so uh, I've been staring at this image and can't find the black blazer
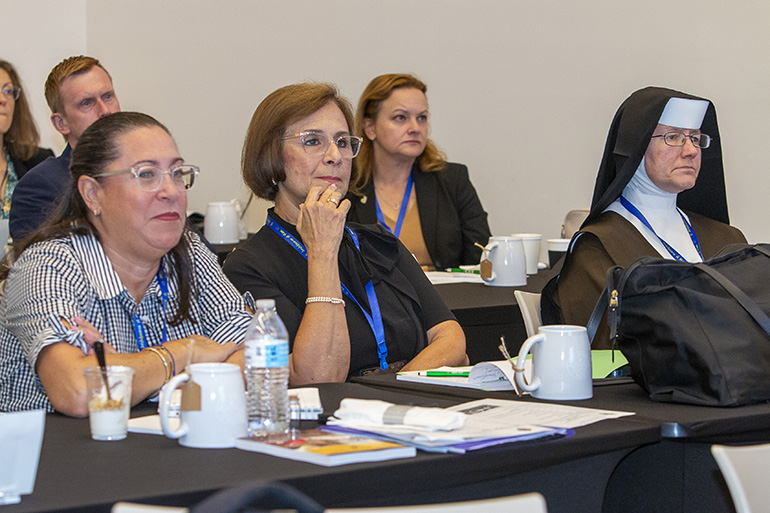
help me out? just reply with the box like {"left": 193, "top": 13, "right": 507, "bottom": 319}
{"left": 8, "top": 146, "right": 54, "bottom": 180}
{"left": 346, "top": 162, "right": 491, "bottom": 270}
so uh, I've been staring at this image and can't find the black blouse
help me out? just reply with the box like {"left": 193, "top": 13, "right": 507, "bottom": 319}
{"left": 223, "top": 209, "right": 456, "bottom": 377}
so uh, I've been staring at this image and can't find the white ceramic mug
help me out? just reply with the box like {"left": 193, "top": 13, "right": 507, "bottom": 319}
{"left": 511, "top": 233, "right": 542, "bottom": 275}
{"left": 515, "top": 325, "right": 592, "bottom": 400}
{"left": 159, "top": 363, "right": 247, "bottom": 448}
{"left": 481, "top": 236, "right": 527, "bottom": 287}
{"left": 204, "top": 201, "right": 240, "bottom": 244}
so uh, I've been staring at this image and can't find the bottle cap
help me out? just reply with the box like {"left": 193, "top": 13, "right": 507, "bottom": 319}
{"left": 256, "top": 299, "right": 276, "bottom": 310}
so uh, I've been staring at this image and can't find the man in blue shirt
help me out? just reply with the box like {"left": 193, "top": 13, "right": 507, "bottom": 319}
{"left": 9, "top": 56, "right": 120, "bottom": 241}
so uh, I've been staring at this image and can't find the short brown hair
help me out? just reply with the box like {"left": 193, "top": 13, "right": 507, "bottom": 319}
{"left": 242, "top": 82, "right": 359, "bottom": 201}
{"left": 0, "top": 60, "right": 42, "bottom": 161}
{"left": 44, "top": 56, "right": 111, "bottom": 115}
{"left": 355, "top": 73, "right": 447, "bottom": 187}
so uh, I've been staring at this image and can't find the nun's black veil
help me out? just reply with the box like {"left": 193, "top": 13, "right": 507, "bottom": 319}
{"left": 585, "top": 86, "right": 729, "bottom": 227}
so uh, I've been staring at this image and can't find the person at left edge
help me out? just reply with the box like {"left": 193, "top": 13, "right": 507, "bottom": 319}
{"left": 0, "top": 112, "right": 251, "bottom": 416}
{"left": 223, "top": 82, "right": 468, "bottom": 383}
{"left": 0, "top": 61, "right": 53, "bottom": 224}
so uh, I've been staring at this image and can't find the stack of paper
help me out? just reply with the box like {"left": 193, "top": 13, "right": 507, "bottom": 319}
{"left": 396, "top": 361, "right": 522, "bottom": 391}
{"left": 324, "top": 398, "right": 633, "bottom": 454}
{"left": 425, "top": 271, "right": 483, "bottom": 285}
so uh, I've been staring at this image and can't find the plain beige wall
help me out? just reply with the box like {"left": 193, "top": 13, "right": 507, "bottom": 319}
{"left": 4, "top": 1, "right": 770, "bottom": 252}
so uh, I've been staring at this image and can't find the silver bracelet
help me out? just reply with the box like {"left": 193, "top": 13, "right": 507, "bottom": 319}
{"left": 305, "top": 296, "right": 346, "bottom": 307}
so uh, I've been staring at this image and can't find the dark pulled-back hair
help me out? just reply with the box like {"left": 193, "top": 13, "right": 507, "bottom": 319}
{"left": 0, "top": 59, "right": 43, "bottom": 161}
{"left": 241, "top": 82, "right": 360, "bottom": 200}
{"left": 5, "top": 112, "right": 195, "bottom": 325}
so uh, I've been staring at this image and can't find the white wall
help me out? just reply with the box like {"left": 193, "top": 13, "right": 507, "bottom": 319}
{"left": 0, "top": 0, "right": 86, "bottom": 153}
{"left": 5, "top": 1, "right": 770, "bottom": 247}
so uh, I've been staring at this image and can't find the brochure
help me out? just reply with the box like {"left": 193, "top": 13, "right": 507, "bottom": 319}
{"left": 234, "top": 429, "right": 416, "bottom": 466}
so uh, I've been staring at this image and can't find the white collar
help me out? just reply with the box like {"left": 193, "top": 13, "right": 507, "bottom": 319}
{"left": 604, "top": 158, "right": 702, "bottom": 262}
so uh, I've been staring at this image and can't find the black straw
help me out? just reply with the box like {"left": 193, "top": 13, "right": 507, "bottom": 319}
{"left": 93, "top": 341, "right": 112, "bottom": 402}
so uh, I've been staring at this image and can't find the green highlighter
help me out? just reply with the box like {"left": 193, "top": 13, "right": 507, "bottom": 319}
{"left": 418, "top": 371, "right": 471, "bottom": 377}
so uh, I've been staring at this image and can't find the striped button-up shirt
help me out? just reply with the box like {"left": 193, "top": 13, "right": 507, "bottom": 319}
{"left": 0, "top": 231, "right": 252, "bottom": 412}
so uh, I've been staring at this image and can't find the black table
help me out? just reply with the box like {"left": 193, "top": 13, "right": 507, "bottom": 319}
{"left": 353, "top": 374, "right": 770, "bottom": 513}
{"left": 434, "top": 271, "right": 551, "bottom": 364}
{"left": 7, "top": 382, "right": 660, "bottom": 513}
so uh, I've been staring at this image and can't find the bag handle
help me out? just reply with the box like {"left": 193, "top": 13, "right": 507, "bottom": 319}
{"left": 694, "top": 245, "right": 770, "bottom": 337}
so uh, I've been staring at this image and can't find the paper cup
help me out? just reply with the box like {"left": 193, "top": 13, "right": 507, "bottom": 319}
{"left": 547, "top": 238, "right": 570, "bottom": 268}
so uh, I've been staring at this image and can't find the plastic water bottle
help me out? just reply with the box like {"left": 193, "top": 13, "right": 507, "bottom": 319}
{"left": 244, "top": 299, "right": 290, "bottom": 436}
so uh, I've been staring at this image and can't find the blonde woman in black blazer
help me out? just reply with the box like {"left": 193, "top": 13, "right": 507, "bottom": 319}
{"left": 345, "top": 74, "right": 490, "bottom": 271}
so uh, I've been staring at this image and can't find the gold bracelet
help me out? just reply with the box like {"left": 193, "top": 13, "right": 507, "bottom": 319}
{"left": 146, "top": 346, "right": 172, "bottom": 384}
{"left": 305, "top": 296, "right": 346, "bottom": 307}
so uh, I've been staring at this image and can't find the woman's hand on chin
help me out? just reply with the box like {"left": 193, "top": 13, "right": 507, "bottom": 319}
{"left": 297, "top": 183, "right": 351, "bottom": 257}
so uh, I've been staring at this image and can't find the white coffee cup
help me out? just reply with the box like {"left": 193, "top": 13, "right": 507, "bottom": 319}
{"left": 511, "top": 233, "right": 542, "bottom": 275}
{"left": 515, "top": 325, "right": 593, "bottom": 400}
{"left": 204, "top": 201, "right": 240, "bottom": 244}
{"left": 547, "top": 238, "right": 571, "bottom": 268}
{"left": 159, "top": 363, "right": 247, "bottom": 448}
{"left": 480, "top": 236, "right": 527, "bottom": 287}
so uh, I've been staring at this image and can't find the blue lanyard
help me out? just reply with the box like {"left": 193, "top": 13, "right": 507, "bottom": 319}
{"left": 620, "top": 196, "right": 703, "bottom": 262}
{"left": 132, "top": 263, "right": 170, "bottom": 350}
{"left": 266, "top": 215, "right": 389, "bottom": 370}
{"left": 375, "top": 171, "right": 414, "bottom": 238}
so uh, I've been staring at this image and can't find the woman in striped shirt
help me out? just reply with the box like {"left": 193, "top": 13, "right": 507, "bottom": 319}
{"left": 0, "top": 112, "right": 252, "bottom": 416}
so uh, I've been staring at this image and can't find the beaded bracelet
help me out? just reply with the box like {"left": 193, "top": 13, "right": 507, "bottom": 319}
{"left": 157, "top": 344, "right": 176, "bottom": 377}
{"left": 305, "top": 296, "right": 346, "bottom": 307}
{"left": 146, "top": 346, "right": 172, "bottom": 384}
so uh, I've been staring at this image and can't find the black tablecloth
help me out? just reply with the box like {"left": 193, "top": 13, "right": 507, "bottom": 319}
{"left": 352, "top": 374, "right": 770, "bottom": 513}
{"left": 352, "top": 374, "right": 770, "bottom": 441}
{"left": 6, "top": 382, "right": 659, "bottom": 513}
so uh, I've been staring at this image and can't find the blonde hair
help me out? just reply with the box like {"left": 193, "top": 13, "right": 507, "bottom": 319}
{"left": 355, "top": 73, "right": 447, "bottom": 187}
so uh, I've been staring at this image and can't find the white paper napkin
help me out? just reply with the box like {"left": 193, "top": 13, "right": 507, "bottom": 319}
{"left": 0, "top": 410, "right": 45, "bottom": 504}
{"left": 332, "top": 399, "right": 465, "bottom": 431}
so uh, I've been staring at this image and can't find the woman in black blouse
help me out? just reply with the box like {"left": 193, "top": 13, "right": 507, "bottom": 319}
{"left": 223, "top": 83, "right": 467, "bottom": 382}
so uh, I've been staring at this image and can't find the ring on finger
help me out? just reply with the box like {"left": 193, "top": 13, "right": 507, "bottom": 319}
{"left": 327, "top": 197, "right": 340, "bottom": 206}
